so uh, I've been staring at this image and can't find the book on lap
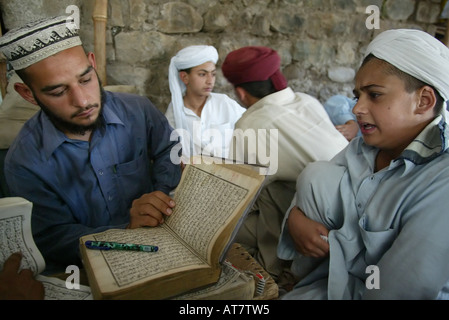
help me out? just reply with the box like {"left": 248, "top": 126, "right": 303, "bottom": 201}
{"left": 79, "top": 156, "right": 267, "bottom": 300}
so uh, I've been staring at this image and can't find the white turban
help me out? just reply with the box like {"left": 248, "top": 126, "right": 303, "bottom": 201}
{"left": 168, "top": 45, "right": 219, "bottom": 132}
{"left": 365, "top": 29, "right": 449, "bottom": 102}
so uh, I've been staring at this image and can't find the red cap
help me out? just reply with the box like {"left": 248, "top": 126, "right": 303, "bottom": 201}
{"left": 222, "top": 46, "right": 287, "bottom": 91}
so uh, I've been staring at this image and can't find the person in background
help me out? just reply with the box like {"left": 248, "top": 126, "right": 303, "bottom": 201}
{"left": 221, "top": 46, "right": 348, "bottom": 282}
{"left": 278, "top": 29, "right": 449, "bottom": 299}
{"left": 0, "top": 16, "right": 181, "bottom": 274}
{"left": 165, "top": 45, "right": 245, "bottom": 162}
{"left": 323, "top": 94, "right": 360, "bottom": 141}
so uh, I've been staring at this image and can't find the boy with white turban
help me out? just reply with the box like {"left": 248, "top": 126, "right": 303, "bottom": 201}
{"left": 165, "top": 45, "right": 245, "bottom": 161}
{"left": 278, "top": 29, "right": 449, "bottom": 299}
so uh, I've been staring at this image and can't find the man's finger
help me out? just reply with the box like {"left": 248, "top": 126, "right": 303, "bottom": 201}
{"left": 2, "top": 253, "right": 22, "bottom": 273}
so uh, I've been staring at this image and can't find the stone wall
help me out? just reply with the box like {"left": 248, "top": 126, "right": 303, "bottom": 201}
{"left": 0, "top": 0, "right": 444, "bottom": 112}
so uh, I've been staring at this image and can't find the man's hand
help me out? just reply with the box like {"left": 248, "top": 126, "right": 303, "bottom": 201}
{"left": 335, "top": 120, "right": 359, "bottom": 141}
{"left": 0, "top": 253, "right": 45, "bottom": 300}
{"left": 128, "top": 191, "right": 176, "bottom": 228}
{"left": 287, "top": 206, "right": 330, "bottom": 258}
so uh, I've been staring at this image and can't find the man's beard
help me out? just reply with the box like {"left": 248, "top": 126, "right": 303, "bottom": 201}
{"left": 35, "top": 85, "right": 106, "bottom": 137}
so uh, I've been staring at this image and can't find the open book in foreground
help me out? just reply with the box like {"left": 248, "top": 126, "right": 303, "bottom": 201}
{"left": 0, "top": 197, "right": 92, "bottom": 300}
{"left": 80, "top": 157, "right": 267, "bottom": 300}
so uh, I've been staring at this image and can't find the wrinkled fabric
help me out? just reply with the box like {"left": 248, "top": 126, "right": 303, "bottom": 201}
{"left": 278, "top": 116, "right": 449, "bottom": 300}
{"left": 365, "top": 29, "right": 449, "bottom": 101}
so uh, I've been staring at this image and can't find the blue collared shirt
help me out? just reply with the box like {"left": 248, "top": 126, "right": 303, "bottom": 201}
{"left": 5, "top": 91, "right": 181, "bottom": 273}
{"left": 278, "top": 115, "right": 449, "bottom": 299}
{"left": 323, "top": 95, "right": 357, "bottom": 126}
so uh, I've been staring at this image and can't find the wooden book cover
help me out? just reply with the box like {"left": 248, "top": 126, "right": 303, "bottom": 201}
{"left": 79, "top": 157, "right": 266, "bottom": 300}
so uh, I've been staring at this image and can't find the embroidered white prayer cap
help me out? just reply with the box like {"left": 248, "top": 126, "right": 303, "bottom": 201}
{"left": 365, "top": 28, "right": 449, "bottom": 101}
{"left": 0, "top": 16, "right": 82, "bottom": 70}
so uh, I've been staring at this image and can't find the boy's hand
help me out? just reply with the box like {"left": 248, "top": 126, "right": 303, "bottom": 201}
{"left": 287, "top": 206, "right": 330, "bottom": 258}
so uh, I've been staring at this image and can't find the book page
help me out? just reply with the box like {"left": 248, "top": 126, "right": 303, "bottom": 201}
{"left": 89, "top": 227, "right": 208, "bottom": 288}
{"left": 36, "top": 275, "right": 93, "bottom": 300}
{"left": 0, "top": 197, "right": 45, "bottom": 275}
{"left": 165, "top": 165, "right": 249, "bottom": 261}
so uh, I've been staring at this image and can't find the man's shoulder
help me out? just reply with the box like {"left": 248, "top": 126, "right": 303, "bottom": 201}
{"left": 105, "top": 90, "right": 149, "bottom": 105}
{"left": 5, "top": 114, "right": 45, "bottom": 166}
{"left": 209, "top": 92, "right": 241, "bottom": 106}
{"left": 104, "top": 90, "right": 159, "bottom": 117}
{"left": 208, "top": 92, "right": 245, "bottom": 114}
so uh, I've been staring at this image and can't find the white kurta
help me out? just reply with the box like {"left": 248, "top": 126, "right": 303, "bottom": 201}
{"left": 166, "top": 92, "right": 245, "bottom": 160}
{"left": 229, "top": 87, "right": 348, "bottom": 183}
{"left": 229, "top": 87, "right": 348, "bottom": 279}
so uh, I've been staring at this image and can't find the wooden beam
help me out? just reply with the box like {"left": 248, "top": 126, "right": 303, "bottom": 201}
{"left": 0, "top": 22, "right": 7, "bottom": 98}
{"left": 93, "top": 0, "right": 108, "bottom": 85}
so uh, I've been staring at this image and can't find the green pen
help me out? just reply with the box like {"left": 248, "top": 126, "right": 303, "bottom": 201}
{"left": 85, "top": 240, "right": 158, "bottom": 252}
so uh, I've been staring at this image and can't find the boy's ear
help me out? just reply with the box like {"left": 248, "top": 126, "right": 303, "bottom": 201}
{"left": 14, "top": 82, "right": 38, "bottom": 105}
{"left": 179, "top": 71, "right": 189, "bottom": 86}
{"left": 235, "top": 86, "right": 246, "bottom": 102}
{"left": 416, "top": 86, "right": 437, "bottom": 114}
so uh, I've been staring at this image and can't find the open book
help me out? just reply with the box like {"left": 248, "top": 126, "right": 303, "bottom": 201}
{"left": 79, "top": 157, "right": 266, "bottom": 300}
{"left": 0, "top": 197, "right": 92, "bottom": 300}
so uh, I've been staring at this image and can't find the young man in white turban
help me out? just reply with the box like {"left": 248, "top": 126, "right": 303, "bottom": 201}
{"left": 166, "top": 45, "right": 245, "bottom": 162}
{"left": 278, "top": 29, "right": 449, "bottom": 299}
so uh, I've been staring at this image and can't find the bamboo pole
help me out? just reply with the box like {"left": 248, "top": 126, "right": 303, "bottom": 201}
{"left": 0, "top": 22, "right": 7, "bottom": 98}
{"left": 444, "top": 19, "right": 449, "bottom": 47}
{"left": 442, "top": 0, "right": 449, "bottom": 47}
{"left": 93, "top": 0, "right": 108, "bottom": 85}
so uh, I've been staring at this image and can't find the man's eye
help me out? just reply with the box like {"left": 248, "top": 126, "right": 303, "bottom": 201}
{"left": 50, "top": 90, "right": 65, "bottom": 97}
{"left": 81, "top": 77, "right": 92, "bottom": 84}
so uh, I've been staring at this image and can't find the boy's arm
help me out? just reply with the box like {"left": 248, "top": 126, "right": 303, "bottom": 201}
{"left": 287, "top": 206, "right": 330, "bottom": 258}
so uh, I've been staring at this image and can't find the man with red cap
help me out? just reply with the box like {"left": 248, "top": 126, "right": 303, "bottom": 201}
{"left": 222, "top": 46, "right": 348, "bottom": 282}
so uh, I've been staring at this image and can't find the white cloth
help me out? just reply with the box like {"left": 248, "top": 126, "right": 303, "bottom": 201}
{"left": 365, "top": 29, "right": 449, "bottom": 101}
{"left": 230, "top": 87, "right": 348, "bottom": 278}
{"left": 166, "top": 92, "right": 245, "bottom": 159}
{"left": 229, "top": 87, "right": 349, "bottom": 183}
{"left": 0, "top": 72, "right": 39, "bottom": 149}
{"left": 168, "top": 45, "right": 220, "bottom": 155}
